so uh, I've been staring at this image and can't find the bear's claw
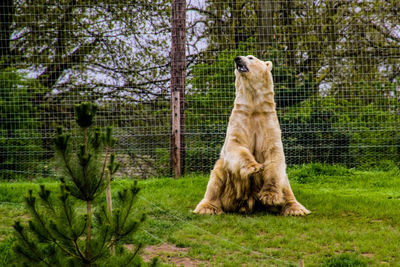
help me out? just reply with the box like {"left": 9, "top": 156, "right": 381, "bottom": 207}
{"left": 282, "top": 202, "right": 310, "bottom": 216}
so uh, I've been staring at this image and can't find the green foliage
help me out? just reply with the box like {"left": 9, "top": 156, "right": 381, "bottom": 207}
{"left": 280, "top": 93, "right": 400, "bottom": 166}
{"left": 112, "top": 102, "right": 170, "bottom": 178}
{"left": 358, "top": 160, "right": 399, "bottom": 172}
{"left": 0, "top": 67, "right": 46, "bottom": 180}
{"left": 0, "top": 239, "right": 15, "bottom": 266}
{"left": 289, "top": 163, "right": 351, "bottom": 184}
{"left": 12, "top": 102, "right": 147, "bottom": 266}
{"left": 54, "top": 103, "right": 121, "bottom": 202}
{"left": 153, "top": 148, "right": 170, "bottom": 177}
{"left": 280, "top": 96, "right": 353, "bottom": 165}
{"left": 185, "top": 144, "right": 222, "bottom": 174}
{"left": 13, "top": 183, "right": 146, "bottom": 266}
{"left": 74, "top": 102, "right": 98, "bottom": 128}
{"left": 323, "top": 254, "right": 367, "bottom": 267}
{"left": 348, "top": 99, "right": 400, "bottom": 166}
{"left": 266, "top": 45, "right": 316, "bottom": 108}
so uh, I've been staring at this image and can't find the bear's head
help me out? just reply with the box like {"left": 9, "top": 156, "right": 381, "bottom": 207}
{"left": 234, "top": 55, "right": 273, "bottom": 92}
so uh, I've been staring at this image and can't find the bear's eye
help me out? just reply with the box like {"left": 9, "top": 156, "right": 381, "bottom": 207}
{"left": 248, "top": 56, "right": 254, "bottom": 60}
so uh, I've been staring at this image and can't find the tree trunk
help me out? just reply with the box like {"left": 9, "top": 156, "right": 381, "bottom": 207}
{"left": 86, "top": 200, "right": 92, "bottom": 263}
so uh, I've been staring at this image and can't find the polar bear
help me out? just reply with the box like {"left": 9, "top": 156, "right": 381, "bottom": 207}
{"left": 194, "top": 55, "right": 310, "bottom": 216}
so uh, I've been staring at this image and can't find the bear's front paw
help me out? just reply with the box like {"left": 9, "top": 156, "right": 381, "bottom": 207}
{"left": 282, "top": 202, "right": 310, "bottom": 216}
{"left": 258, "top": 189, "right": 285, "bottom": 206}
{"left": 193, "top": 202, "right": 224, "bottom": 215}
{"left": 240, "top": 163, "right": 264, "bottom": 178}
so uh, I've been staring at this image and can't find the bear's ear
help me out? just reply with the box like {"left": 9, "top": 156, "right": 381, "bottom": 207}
{"left": 264, "top": 61, "right": 273, "bottom": 71}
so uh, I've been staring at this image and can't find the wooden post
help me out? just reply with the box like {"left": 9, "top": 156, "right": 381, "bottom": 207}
{"left": 170, "top": 0, "right": 186, "bottom": 178}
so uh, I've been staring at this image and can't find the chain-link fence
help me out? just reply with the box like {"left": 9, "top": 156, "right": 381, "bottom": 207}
{"left": 1, "top": 0, "right": 399, "bottom": 179}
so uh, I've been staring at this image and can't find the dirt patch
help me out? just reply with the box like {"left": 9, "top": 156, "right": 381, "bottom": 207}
{"left": 361, "top": 252, "right": 374, "bottom": 258}
{"left": 264, "top": 247, "right": 280, "bottom": 252}
{"left": 127, "top": 243, "right": 206, "bottom": 267}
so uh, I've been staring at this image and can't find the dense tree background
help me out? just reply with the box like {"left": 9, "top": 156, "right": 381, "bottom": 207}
{"left": 185, "top": 0, "right": 399, "bottom": 168}
{"left": 0, "top": 0, "right": 399, "bottom": 178}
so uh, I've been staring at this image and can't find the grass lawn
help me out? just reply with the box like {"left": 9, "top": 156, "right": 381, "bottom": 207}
{"left": 1, "top": 163, "right": 400, "bottom": 266}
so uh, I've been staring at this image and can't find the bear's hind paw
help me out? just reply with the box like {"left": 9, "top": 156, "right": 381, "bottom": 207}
{"left": 282, "top": 202, "right": 310, "bottom": 216}
{"left": 193, "top": 202, "right": 224, "bottom": 215}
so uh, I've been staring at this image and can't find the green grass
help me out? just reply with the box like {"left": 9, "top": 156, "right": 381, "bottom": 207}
{"left": 1, "top": 163, "right": 400, "bottom": 266}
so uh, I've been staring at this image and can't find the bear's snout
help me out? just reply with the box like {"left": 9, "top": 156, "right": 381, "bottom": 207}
{"left": 235, "top": 56, "right": 249, "bottom": 73}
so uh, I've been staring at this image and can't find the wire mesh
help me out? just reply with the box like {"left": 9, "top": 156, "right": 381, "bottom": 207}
{"left": 0, "top": 0, "right": 399, "bottom": 179}
{"left": 185, "top": 0, "right": 400, "bottom": 173}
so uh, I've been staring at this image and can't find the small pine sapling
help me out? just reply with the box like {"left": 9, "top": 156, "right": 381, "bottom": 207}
{"left": 13, "top": 102, "right": 155, "bottom": 266}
